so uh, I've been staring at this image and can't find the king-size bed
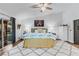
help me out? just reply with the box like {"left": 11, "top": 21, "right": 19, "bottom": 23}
{"left": 23, "top": 32, "right": 56, "bottom": 48}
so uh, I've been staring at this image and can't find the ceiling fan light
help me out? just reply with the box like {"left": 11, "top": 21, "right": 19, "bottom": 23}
{"left": 41, "top": 7, "right": 46, "bottom": 12}
{"left": 44, "top": 3, "right": 48, "bottom": 7}
{"left": 32, "top": 3, "right": 52, "bottom": 12}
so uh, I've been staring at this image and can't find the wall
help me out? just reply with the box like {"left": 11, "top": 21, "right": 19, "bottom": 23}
{"left": 16, "top": 13, "right": 63, "bottom": 40}
{"left": 62, "top": 4, "right": 79, "bottom": 43}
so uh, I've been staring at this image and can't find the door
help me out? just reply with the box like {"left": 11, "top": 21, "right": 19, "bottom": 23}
{"left": 3, "top": 20, "right": 8, "bottom": 46}
{"left": 6, "top": 17, "right": 16, "bottom": 45}
{"left": 10, "top": 17, "right": 16, "bottom": 44}
{"left": 0, "top": 17, "right": 16, "bottom": 49}
{"left": 7, "top": 20, "right": 12, "bottom": 44}
{"left": 0, "top": 19, "right": 2, "bottom": 48}
{"left": 74, "top": 20, "right": 79, "bottom": 44}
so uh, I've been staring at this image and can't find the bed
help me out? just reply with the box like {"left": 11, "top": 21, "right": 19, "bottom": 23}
{"left": 23, "top": 33, "right": 56, "bottom": 48}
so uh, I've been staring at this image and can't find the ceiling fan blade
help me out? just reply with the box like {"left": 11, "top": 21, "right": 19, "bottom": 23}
{"left": 47, "top": 3, "right": 52, "bottom": 5}
{"left": 40, "top": 3, "right": 44, "bottom": 5}
{"left": 46, "top": 7, "right": 52, "bottom": 10}
{"left": 31, "top": 5, "right": 40, "bottom": 8}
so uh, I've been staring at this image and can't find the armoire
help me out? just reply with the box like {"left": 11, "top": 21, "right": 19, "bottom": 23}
{"left": 0, "top": 17, "right": 16, "bottom": 49}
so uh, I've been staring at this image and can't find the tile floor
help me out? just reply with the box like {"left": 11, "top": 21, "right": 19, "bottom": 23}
{"left": 1, "top": 40, "right": 79, "bottom": 56}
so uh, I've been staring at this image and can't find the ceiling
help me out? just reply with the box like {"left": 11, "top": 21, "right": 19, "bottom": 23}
{"left": 0, "top": 3, "right": 72, "bottom": 20}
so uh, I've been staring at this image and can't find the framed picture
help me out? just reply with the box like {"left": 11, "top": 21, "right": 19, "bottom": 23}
{"left": 34, "top": 20, "right": 44, "bottom": 27}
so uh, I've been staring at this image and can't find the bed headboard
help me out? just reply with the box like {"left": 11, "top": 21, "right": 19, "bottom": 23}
{"left": 31, "top": 28, "right": 48, "bottom": 33}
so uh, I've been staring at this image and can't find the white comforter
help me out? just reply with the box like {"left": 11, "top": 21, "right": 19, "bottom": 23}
{"left": 22, "top": 33, "right": 57, "bottom": 40}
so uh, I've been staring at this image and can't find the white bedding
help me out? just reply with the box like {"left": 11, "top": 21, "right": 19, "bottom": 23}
{"left": 22, "top": 33, "right": 57, "bottom": 40}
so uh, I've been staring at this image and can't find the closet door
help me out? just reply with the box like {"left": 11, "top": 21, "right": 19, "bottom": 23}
{"left": 7, "top": 17, "right": 16, "bottom": 44}
{"left": 3, "top": 20, "right": 8, "bottom": 46}
{"left": 74, "top": 19, "right": 79, "bottom": 44}
{"left": 0, "top": 19, "right": 2, "bottom": 48}
{"left": 7, "top": 20, "right": 13, "bottom": 44}
{"left": 10, "top": 17, "right": 16, "bottom": 44}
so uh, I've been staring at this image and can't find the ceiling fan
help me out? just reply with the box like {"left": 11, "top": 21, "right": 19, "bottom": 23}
{"left": 31, "top": 3, "right": 52, "bottom": 12}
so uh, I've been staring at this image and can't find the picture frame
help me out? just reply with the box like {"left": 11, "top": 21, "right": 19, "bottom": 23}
{"left": 34, "top": 20, "right": 44, "bottom": 27}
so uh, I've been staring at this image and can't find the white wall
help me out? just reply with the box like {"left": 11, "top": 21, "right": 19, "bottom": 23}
{"left": 16, "top": 13, "right": 63, "bottom": 40}
{"left": 62, "top": 4, "right": 79, "bottom": 43}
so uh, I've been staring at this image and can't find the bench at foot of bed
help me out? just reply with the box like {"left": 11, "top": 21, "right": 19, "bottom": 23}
{"left": 24, "top": 39, "right": 56, "bottom": 48}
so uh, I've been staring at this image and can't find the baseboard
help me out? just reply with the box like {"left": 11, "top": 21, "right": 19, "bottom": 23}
{"left": 65, "top": 41, "right": 74, "bottom": 45}
{"left": 56, "top": 39, "right": 61, "bottom": 40}
{"left": 13, "top": 39, "right": 23, "bottom": 47}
